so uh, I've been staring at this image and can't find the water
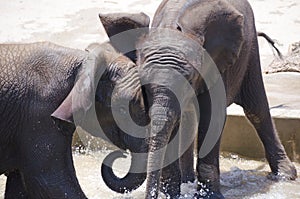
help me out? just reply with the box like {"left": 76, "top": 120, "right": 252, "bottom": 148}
{"left": 1, "top": 150, "right": 299, "bottom": 199}
{"left": 73, "top": 152, "right": 300, "bottom": 199}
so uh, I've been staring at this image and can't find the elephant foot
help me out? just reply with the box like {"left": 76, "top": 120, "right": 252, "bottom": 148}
{"left": 268, "top": 158, "right": 297, "bottom": 181}
{"left": 160, "top": 180, "right": 181, "bottom": 199}
{"left": 193, "top": 190, "right": 224, "bottom": 199}
{"left": 181, "top": 172, "right": 196, "bottom": 184}
{"left": 193, "top": 181, "right": 224, "bottom": 199}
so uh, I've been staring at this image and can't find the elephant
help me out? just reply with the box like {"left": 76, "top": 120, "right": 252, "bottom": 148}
{"left": 0, "top": 42, "right": 87, "bottom": 199}
{"left": 98, "top": 0, "right": 297, "bottom": 198}
{"left": 0, "top": 21, "right": 150, "bottom": 198}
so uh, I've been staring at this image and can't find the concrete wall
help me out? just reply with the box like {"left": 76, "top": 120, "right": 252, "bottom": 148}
{"left": 73, "top": 114, "right": 300, "bottom": 162}
{"left": 221, "top": 115, "right": 300, "bottom": 162}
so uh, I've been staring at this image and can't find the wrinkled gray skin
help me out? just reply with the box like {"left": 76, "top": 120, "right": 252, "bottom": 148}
{"left": 100, "top": 0, "right": 297, "bottom": 198}
{"left": 0, "top": 41, "right": 148, "bottom": 198}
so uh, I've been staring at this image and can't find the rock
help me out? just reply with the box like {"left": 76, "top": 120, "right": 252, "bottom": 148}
{"left": 265, "top": 41, "right": 300, "bottom": 74}
{"left": 289, "top": 41, "right": 300, "bottom": 54}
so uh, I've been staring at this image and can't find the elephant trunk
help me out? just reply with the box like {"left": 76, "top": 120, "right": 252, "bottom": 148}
{"left": 101, "top": 150, "right": 147, "bottom": 193}
{"left": 146, "top": 89, "right": 180, "bottom": 198}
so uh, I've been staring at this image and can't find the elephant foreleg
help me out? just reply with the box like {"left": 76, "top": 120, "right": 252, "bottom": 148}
{"left": 160, "top": 128, "right": 181, "bottom": 198}
{"left": 160, "top": 160, "right": 181, "bottom": 198}
{"left": 179, "top": 106, "right": 198, "bottom": 183}
{"left": 18, "top": 124, "right": 87, "bottom": 199}
{"left": 196, "top": 139, "right": 223, "bottom": 199}
{"left": 179, "top": 144, "right": 195, "bottom": 183}
{"left": 5, "top": 170, "right": 28, "bottom": 199}
{"left": 195, "top": 91, "right": 224, "bottom": 199}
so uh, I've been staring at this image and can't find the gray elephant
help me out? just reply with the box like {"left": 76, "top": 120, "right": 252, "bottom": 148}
{"left": 99, "top": 0, "right": 297, "bottom": 198}
{"left": 0, "top": 21, "right": 150, "bottom": 198}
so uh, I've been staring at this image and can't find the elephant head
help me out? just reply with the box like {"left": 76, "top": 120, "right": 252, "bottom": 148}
{"left": 51, "top": 12, "right": 151, "bottom": 193}
{"left": 99, "top": 0, "right": 244, "bottom": 197}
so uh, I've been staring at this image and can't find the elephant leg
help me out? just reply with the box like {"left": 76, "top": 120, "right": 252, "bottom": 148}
{"left": 195, "top": 91, "right": 224, "bottom": 199}
{"left": 160, "top": 160, "right": 181, "bottom": 198}
{"left": 5, "top": 170, "right": 28, "bottom": 199}
{"left": 160, "top": 130, "right": 181, "bottom": 199}
{"left": 237, "top": 52, "right": 297, "bottom": 180}
{"left": 18, "top": 122, "right": 86, "bottom": 199}
{"left": 179, "top": 143, "right": 195, "bottom": 183}
{"left": 179, "top": 106, "right": 197, "bottom": 183}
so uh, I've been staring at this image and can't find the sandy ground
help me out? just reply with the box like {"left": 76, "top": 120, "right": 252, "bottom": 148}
{"left": 0, "top": 0, "right": 300, "bottom": 68}
{"left": 0, "top": 0, "right": 161, "bottom": 49}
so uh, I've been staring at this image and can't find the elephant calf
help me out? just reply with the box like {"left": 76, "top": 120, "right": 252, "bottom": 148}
{"left": 98, "top": 0, "right": 297, "bottom": 198}
{"left": 0, "top": 38, "right": 149, "bottom": 198}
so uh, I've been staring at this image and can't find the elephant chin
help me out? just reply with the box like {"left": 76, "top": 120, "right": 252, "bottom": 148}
{"left": 101, "top": 150, "right": 147, "bottom": 193}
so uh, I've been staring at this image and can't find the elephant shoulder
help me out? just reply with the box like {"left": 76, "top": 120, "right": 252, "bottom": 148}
{"left": 25, "top": 42, "right": 87, "bottom": 99}
{"left": 0, "top": 42, "right": 86, "bottom": 106}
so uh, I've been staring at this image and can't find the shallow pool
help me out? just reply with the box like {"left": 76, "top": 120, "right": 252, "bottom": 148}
{"left": 1, "top": 150, "right": 299, "bottom": 199}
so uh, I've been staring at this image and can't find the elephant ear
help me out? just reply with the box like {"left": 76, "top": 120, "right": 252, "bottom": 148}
{"left": 99, "top": 12, "right": 150, "bottom": 62}
{"left": 177, "top": 0, "right": 244, "bottom": 73}
{"left": 51, "top": 53, "right": 99, "bottom": 126}
{"left": 51, "top": 43, "right": 116, "bottom": 129}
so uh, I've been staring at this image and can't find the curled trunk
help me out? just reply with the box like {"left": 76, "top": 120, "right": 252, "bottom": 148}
{"left": 101, "top": 150, "right": 147, "bottom": 193}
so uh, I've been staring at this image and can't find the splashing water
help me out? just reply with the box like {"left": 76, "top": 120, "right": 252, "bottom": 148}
{"left": 2, "top": 151, "right": 298, "bottom": 199}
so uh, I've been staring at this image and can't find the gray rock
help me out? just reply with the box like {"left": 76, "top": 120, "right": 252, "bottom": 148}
{"left": 265, "top": 41, "right": 300, "bottom": 73}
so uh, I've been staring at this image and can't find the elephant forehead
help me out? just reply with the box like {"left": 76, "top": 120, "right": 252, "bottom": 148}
{"left": 138, "top": 29, "right": 204, "bottom": 67}
{"left": 139, "top": 28, "right": 203, "bottom": 51}
{"left": 137, "top": 29, "right": 204, "bottom": 80}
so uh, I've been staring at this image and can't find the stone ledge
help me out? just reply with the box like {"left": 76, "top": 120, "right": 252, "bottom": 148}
{"left": 221, "top": 115, "right": 300, "bottom": 162}
{"left": 223, "top": 72, "right": 300, "bottom": 162}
